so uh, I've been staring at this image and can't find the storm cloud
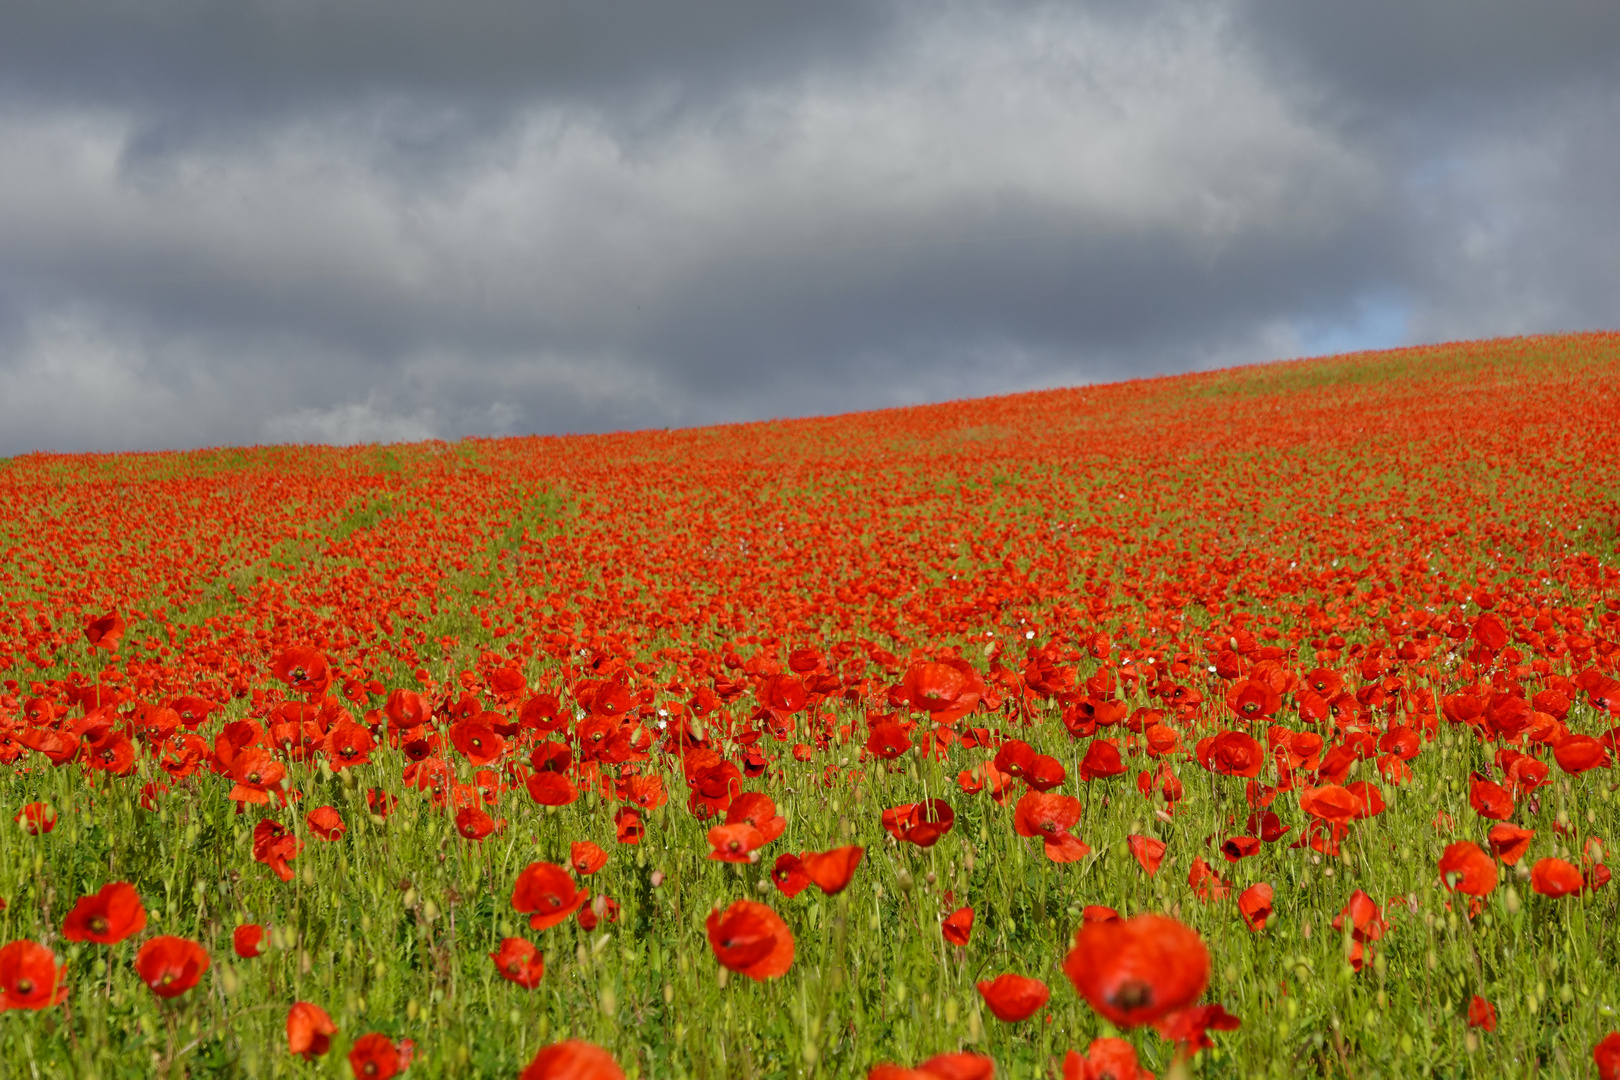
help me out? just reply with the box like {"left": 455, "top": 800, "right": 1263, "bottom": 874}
{"left": 1, "top": 0, "right": 1616, "bottom": 452}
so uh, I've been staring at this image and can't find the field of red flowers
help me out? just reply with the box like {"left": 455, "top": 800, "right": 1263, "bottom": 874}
{"left": 3, "top": 331, "right": 1620, "bottom": 1078}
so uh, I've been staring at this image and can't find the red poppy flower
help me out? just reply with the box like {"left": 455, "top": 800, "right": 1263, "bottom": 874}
{"left": 14, "top": 802, "right": 56, "bottom": 835}
{"left": 614, "top": 807, "right": 645, "bottom": 845}
{"left": 1012, "top": 792, "right": 1090, "bottom": 861}
{"left": 1203, "top": 731, "right": 1264, "bottom": 777}
{"left": 233, "top": 924, "right": 263, "bottom": 959}
{"left": 1063, "top": 914, "right": 1210, "bottom": 1028}
{"left": 456, "top": 805, "right": 496, "bottom": 841}
{"left": 62, "top": 881, "right": 147, "bottom": 945}
{"left": 1024, "top": 754, "right": 1067, "bottom": 792}
{"left": 800, "top": 846, "right": 864, "bottom": 895}
{"left": 134, "top": 936, "right": 209, "bottom": 999}
{"left": 0, "top": 940, "right": 69, "bottom": 1010}
{"left": 1220, "top": 836, "right": 1261, "bottom": 862}
{"left": 976, "top": 973, "right": 1049, "bottom": 1022}
{"left": 1082, "top": 905, "right": 1120, "bottom": 924}
{"left": 349, "top": 1032, "right": 413, "bottom": 1080}
{"left": 1226, "top": 679, "right": 1281, "bottom": 720}
{"left": 253, "top": 820, "right": 303, "bottom": 882}
{"left": 1062, "top": 1039, "right": 1147, "bottom": 1080}
{"left": 1467, "top": 774, "right": 1514, "bottom": 821}
{"left": 271, "top": 646, "right": 331, "bottom": 696}
{"left": 942, "top": 906, "right": 974, "bottom": 946}
{"left": 1332, "top": 888, "right": 1385, "bottom": 958}
{"left": 707, "top": 899, "right": 794, "bottom": 980}
{"left": 881, "top": 800, "right": 955, "bottom": 848}
{"left": 577, "top": 895, "right": 621, "bottom": 932}
{"left": 512, "top": 863, "right": 589, "bottom": 931}
{"left": 1531, "top": 857, "right": 1583, "bottom": 898}
{"left": 383, "top": 689, "right": 430, "bottom": 731}
{"left": 520, "top": 1040, "right": 626, "bottom": 1080}
{"left": 1246, "top": 809, "right": 1290, "bottom": 843}
{"left": 1155, "top": 1002, "right": 1242, "bottom": 1049}
{"left": 1596, "top": 1032, "right": 1620, "bottom": 1080}
{"left": 1187, "top": 857, "right": 1230, "bottom": 902}
{"left": 771, "top": 853, "right": 812, "bottom": 897}
{"left": 1555, "top": 734, "right": 1609, "bottom": 774}
{"left": 450, "top": 718, "right": 506, "bottom": 767}
{"left": 708, "top": 823, "right": 767, "bottom": 864}
{"left": 1237, "top": 883, "right": 1274, "bottom": 931}
{"left": 287, "top": 1001, "right": 338, "bottom": 1059}
{"left": 726, "top": 792, "right": 787, "bottom": 843}
{"left": 900, "top": 660, "right": 984, "bottom": 724}
{"left": 1078, "top": 740, "right": 1126, "bottom": 781}
{"left": 1438, "top": 841, "right": 1497, "bottom": 897}
{"left": 324, "top": 720, "right": 374, "bottom": 770}
{"left": 1126, "top": 834, "right": 1165, "bottom": 877}
{"left": 228, "top": 748, "right": 287, "bottom": 804}
{"left": 866, "top": 722, "right": 913, "bottom": 760}
{"left": 870, "top": 1053, "right": 996, "bottom": 1080}
{"left": 84, "top": 610, "right": 125, "bottom": 652}
{"left": 570, "top": 841, "right": 609, "bottom": 876}
{"left": 1298, "top": 784, "right": 1358, "bottom": 825}
{"left": 526, "top": 771, "right": 579, "bottom": 807}
{"left": 1468, "top": 994, "right": 1497, "bottom": 1033}
{"left": 491, "top": 937, "right": 546, "bottom": 988}
{"left": 1487, "top": 823, "right": 1535, "bottom": 865}
{"left": 307, "top": 806, "right": 347, "bottom": 841}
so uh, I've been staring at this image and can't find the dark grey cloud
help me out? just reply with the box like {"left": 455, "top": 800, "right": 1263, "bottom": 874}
{"left": 0, "top": 0, "right": 1617, "bottom": 453}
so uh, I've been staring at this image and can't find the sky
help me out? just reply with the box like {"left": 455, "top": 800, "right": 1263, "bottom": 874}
{"left": 1, "top": 0, "right": 1617, "bottom": 454}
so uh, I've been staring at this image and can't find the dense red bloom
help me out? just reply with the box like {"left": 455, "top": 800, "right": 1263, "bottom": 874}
{"left": 570, "top": 841, "right": 609, "bottom": 876}
{"left": 271, "top": 646, "right": 331, "bottom": 695}
{"left": 349, "top": 1032, "right": 412, "bottom": 1080}
{"left": 62, "top": 881, "right": 147, "bottom": 945}
{"left": 1439, "top": 842, "right": 1498, "bottom": 897}
{"left": 1155, "top": 1003, "right": 1241, "bottom": 1050}
{"left": 450, "top": 718, "right": 506, "bottom": 766}
{"left": 866, "top": 722, "right": 913, "bottom": 759}
{"left": 1531, "top": 857, "right": 1584, "bottom": 898}
{"left": 324, "top": 720, "right": 374, "bottom": 769}
{"left": 772, "top": 853, "right": 812, "bottom": 897}
{"left": 1555, "top": 734, "right": 1609, "bottom": 774}
{"left": 1220, "top": 835, "right": 1261, "bottom": 862}
{"left": 1467, "top": 774, "right": 1514, "bottom": 821}
{"left": 1126, "top": 834, "right": 1165, "bottom": 877}
{"left": 706, "top": 900, "right": 794, "bottom": 980}
{"left": 287, "top": 1001, "right": 338, "bottom": 1059}
{"left": 1063, "top": 914, "right": 1210, "bottom": 1028}
{"left": 869, "top": 1053, "right": 995, "bottom": 1080}
{"left": 0, "top": 940, "right": 69, "bottom": 1011}
{"left": 491, "top": 938, "right": 546, "bottom": 988}
{"left": 1487, "top": 823, "right": 1535, "bottom": 866}
{"left": 614, "top": 807, "right": 645, "bottom": 844}
{"left": 900, "top": 660, "right": 983, "bottom": 724}
{"left": 800, "top": 846, "right": 864, "bottom": 894}
{"left": 455, "top": 805, "right": 496, "bottom": 841}
{"left": 1203, "top": 731, "right": 1264, "bottom": 777}
{"left": 1187, "top": 857, "right": 1230, "bottom": 902}
{"left": 134, "top": 936, "right": 209, "bottom": 998}
{"left": 307, "top": 806, "right": 347, "bottom": 841}
{"left": 253, "top": 819, "right": 303, "bottom": 882}
{"left": 1226, "top": 679, "right": 1281, "bottom": 720}
{"left": 512, "top": 863, "right": 589, "bottom": 930}
{"left": 1596, "top": 1032, "right": 1620, "bottom": 1080}
{"left": 1078, "top": 740, "right": 1126, "bottom": 781}
{"left": 707, "top": 823, "right": 767, "bottom": 863}
{"left": 228, "top": 748, "right": 287, "bottom": 804}
{"left": 84, "top": 610, "right": 125, "bottom": 651}
{"left": 726, "top": 792, "right": 787, "bottom": 843}
{"left": 881, "top": 800, "right": 955, "bottom": 847}
{"left": 976, "top": 973, "right": 1049, "bottom": 1022}
{"left": 383, "top": 689, "right": 430, "bottom": 731}
{"left": 1298, "top": 784, "right": 1359, "bottom": 825}
{"left": 942, "top": 905, "right": 974, "bottom": 946}
{"left": 1013, "top": 792, "right": 1090, "bottom": 862}
{"left": 520, "top": 1040, "right": 625, "bottom": 1080}
{"left": 1237, "top": 883, "right": 1274, "bottom": 932}
{"left": 1468, "top": 995, "right": 1497, "bottom": 1033}
{"left": 14, "top": 802, "right": 56, "bottom": 835}
{"left": 526, "top": 771, "right": 579, "bottom": 807}
{"left": 233, "top": 924, "right": 264, "bottom": 959}
{"left": 1063, "top": 1039, "right": 1149, "bottom": 1080}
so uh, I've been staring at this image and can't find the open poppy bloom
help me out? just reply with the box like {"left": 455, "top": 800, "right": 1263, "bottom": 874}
{"left": 134, "top": 936, "right": 210, "bottom": 999}
{"left": 707, "top": 822, "right": 767, "bottom": 864}
{"left": 0, "top": 940, "right": 69, "bottom": 1010}
{"left": 772, "top": 853, "right": 812, "bottom": 897}
{"left": 1237, "top": 883, "right": 1274, "bottom": 932}
{"left": 455, "top": 805, "right": 497, "bottom": 841}
{"left": 725, "top": 792, "right": 787, "bottom": 843}
{"left": 324, "top": 720, "right": 374, "bottom": 770}
{"left": 14, "top": 803, "right": 56, "bottom": 835}
{"left": 1187, "top": 858, "right": 1231, "bottom": 902}
{"left": 233, "top": 924, "right": 264, "bottom": 959}
{"left": 1438, "top": 841, "right": 1498, "bottom": 897}
{"left": 527, "top": 771, "right": 579, "bottom": 807}
{"left": 1487, "top": 823, "right": 1535, "bottom": 865}
{"left": 512, "top": 863, "right": 590, "bottom": 930}
{"left": 1554, "top": 734, "right": 1609, "bottom": 774}
{"left": 307, "top": 806, "right": 347, "bottom": 841}
{"left": 869, "top": 1052, "right": 996, "bottom": 1080}
{"left": 349, "top": 1032, "right": 414, "bottom": 1080}
{"left": 84, "top": 610, "right": 125, "bottom": 651}
{"left": 976, "top": 973, "right": 1050, "bottom": 1021}
{"left": 570, "top": 841, "right": 609, "bottom": 876}
{"left": 900, "top": 660, "right": 984, "bottom": 724}
{"left": 62, "top": 881, "right": 147, "bottom": 945}
{"left": 1467, "top": 773, "right": 1514, "bottom": 820}
{"left": 253, "top": 820, "right": 303, "bottom": 883}
{"left": 1013, "top": 792, "right": 1090, "bottom": 862}
{"left": 866, "top": 722, "right": 913, "bottom": 760}
{"left": 1063, "top": 1039, "right": 1149, "bottom": 1080}
{"left": 800, "top": 846, "right": 864, "bottom": 894}
{"left": 1202, "top": 730, "right": 1264, "bottom": 777}
{"left": 1078, "top": 740, "right": 1126, "bottom": 782}
{"left": 228, "top": 749, "right": 287, "bottom": 804}
{"left": 270, "top": 645, "right": 331, "bottom": 696}
{"left": 491, "top": 937, "right": 546, "bottom": 988}
{"left": 942, "top": 905, "right": 974, "bottom": 946}
{"left": 287, "top": 1001, "right": 338, "bottom": 1059}
{"left": 1596, "top": 1032, "right": 1620, "bottom": 1080}
{"left": 1154, "top": 1002, "right": 1241, "bottom": 1050}
{"left": 1064, "top": 914, "right": 1210, "bottom": 1028}
{"left": 706, "top": 899, "right": 794, "bottom": 980}
{"left": 521, "top": 1039, "right": 626, "bottom": 1080}
{"left": 1126, "top": 834, "right": 1166, "bottom": 876}
{"left": 1220, "top": 836, "right": 1261, "bottom": 862}
{"left": 881, "top": 800, "right": 955, "bottom": 848}
{"left": 1531, "top": 857, "right": 1584, "bottom": 898}
{"left": 1468, "top": 994, "right": 1497, "bottom": 1032}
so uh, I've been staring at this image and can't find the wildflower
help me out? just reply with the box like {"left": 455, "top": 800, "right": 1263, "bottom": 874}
{"left": 287, "top": 1001, "right": 338, "bottom": 1059}
{"left": 62, "top": 881, "right": 147, "bottom": 945}
{"left": 975, "top": 973, "right": 1050, "bottom": 1022}
{"left": 134, "top": 936, "right": 209, "bottom": 999}
{"left": 0, "top": 940, "right": 68, "bottom": 1010}
{"left": 706, "top": 900, "right": 794, "bottom": 980}
{"left": 490, "top": 938, "right": 546, "bottom": 988}
{"left": 1063, "top": 914, "right": 1210, "bottom": 1027}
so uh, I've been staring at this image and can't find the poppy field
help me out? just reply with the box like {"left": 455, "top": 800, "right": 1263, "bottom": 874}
{"left": 5, "top": 331, "right": 1620, "bottom": 1078}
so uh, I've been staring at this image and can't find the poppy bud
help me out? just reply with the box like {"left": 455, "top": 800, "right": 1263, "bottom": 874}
{"left": 755, "top": 879, "right": 771, "bottom": 894}
{"left": 896, "top": 870, "right": 914, "bottom": 893}
{"left": 925, "top": 871, "right": 937, "bottom": 886}
{"left": 650, "top": 870, "right": 665, "bottom": 888}
{"left": 663, "top": 983, "right": 673, "bottom": 1004}
{"left": 1504, "top": 886, "right": 1521, "bottom": 915}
